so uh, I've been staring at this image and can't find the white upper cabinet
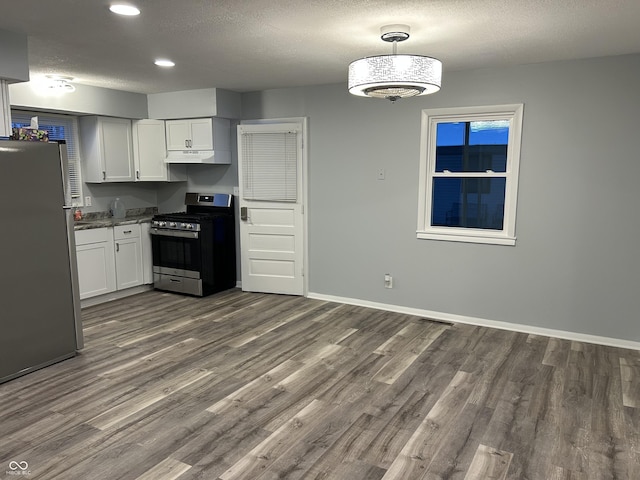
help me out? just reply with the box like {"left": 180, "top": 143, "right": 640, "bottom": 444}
{"left": 189, "top": 118, "right": 216, "bottom": 150}
{"left": 165, "top": 120, "right": 192, "bottom": 150}
{"left": 132, "top": 119, "right": 186, "bottom": 182}
{"left": 165, "top": 117, "right": 230, "bottom": 152}
{"left": 79, "top": 116, "right": 135, "bottom": 183}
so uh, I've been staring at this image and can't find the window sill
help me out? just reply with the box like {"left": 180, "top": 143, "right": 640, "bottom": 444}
{"left": 416, "top": 230, "right": 516, "bottom": 246}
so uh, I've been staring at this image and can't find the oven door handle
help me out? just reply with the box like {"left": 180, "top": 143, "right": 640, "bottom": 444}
{"left": 151, "top": 228, "right": 199, "bottom": 239}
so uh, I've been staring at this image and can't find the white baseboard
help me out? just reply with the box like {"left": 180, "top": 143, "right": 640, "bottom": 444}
{"left": 307, "top": 292, "right": 640, "bottom": 351}
{"left": 80, "top": 285, "right": 153, "bottom": 308}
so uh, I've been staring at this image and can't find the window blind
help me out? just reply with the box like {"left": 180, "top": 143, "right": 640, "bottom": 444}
{"left": 11, "top": 110, "right": 83, "bottom": 205}
{"left": 241, "top": 131, "right": 298, "bottom": 202}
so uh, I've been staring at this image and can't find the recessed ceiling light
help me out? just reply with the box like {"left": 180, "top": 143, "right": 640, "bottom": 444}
{"left": 154, "top": 59, "right": 175, "bottom": 67}
{"left": 109, "top": 4, "right": 140, "bottom": 16}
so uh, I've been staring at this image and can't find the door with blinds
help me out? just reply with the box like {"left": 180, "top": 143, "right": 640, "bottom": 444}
{"left": 237, "top": 121, "right": 305, "bottom": 295}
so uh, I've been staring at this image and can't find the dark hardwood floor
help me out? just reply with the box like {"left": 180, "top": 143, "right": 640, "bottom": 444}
{"left": 1, "top": 289, "right": 638, "bottom": 479}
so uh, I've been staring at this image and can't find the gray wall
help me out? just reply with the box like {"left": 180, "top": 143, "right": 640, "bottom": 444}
{"left": 242, "top": 53, "right": 640, "bottom": 342}
{"left": 82, "top": 183, "right": 159, "bottom": 215}
{"left": 9, "top": 82, "right": 147, "bottom": 118}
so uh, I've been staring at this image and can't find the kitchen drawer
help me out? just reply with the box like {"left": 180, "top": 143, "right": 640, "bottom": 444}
{"left": 154, "top": 273, "right": 201, "bottom": 296}
{"left": 75, "top": 227, "right": 112, "bottom": 246}
{"left": 114, "top": 223, "right": 140, "bottom": 240}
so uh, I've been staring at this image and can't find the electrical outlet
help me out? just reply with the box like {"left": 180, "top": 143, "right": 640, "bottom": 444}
{"left": 384, "top": 274, "right": 393, "bottom": 288}
{"left": 84, "top": 196, "right": 92, "bottom": 206}
{"left": 377, "top": 168, "right": 385, "bottom": 180}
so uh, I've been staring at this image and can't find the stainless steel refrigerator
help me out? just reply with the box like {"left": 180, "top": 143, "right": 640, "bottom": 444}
{"left": 0, "top": 139, "right": 83, "bottom": 384}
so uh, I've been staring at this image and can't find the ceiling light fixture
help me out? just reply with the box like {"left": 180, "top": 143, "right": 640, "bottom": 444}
{"left": 154, "top": 59, "right": 175, "bottom": 67}
{"left": 109, "top": 4, "right": 140, "bottom": 16}
{"left": 44, "top": 75, "right": 76, "bottom": 93}
{"left": 348, "top": 24, "right": 442, "bottom": 102}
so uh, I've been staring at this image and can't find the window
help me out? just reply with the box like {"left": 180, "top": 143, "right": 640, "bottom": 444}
{"left": 417, "top": 104, "right": 523, "bottom": 245}
{"left": 11, "top": 110, "right": 84, "bottom": 206}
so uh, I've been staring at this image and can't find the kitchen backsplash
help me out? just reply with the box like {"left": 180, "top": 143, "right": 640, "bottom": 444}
{"left": 79, "top": 206, "right": 157, "bottom": 221}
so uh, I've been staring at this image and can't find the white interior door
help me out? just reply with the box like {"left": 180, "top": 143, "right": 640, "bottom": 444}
{"left": 237, "top": 121, "right": 306, "bottom": 295}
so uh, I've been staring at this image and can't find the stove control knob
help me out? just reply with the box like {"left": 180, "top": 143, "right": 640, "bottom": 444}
{"left": 159, "top": 221, "right": 167, "bottom": 227}
{"left": 187, "top": 223, "right": 194, "bottom": 229}
{"left": 169, "top": 222, "right": 177, "bottom": 228}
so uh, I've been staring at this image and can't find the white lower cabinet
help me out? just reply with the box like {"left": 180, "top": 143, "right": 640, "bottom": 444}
{"left": 75, "top": 223, "right": 152, "bottom": 300}
{"left": 114, "top": 224, "right": 143, "bottom": 290}
{"left": 75, "top": 228, "right": 117, "bottom": 300}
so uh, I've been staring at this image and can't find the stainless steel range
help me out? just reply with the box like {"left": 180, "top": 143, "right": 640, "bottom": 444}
{"left": 151, "top": 192, "right": 236, "bottom": 296}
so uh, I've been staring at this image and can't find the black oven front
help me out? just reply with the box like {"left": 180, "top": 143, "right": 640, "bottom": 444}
{"left": 151, "top": 225, "right": 204, "bottom": 296}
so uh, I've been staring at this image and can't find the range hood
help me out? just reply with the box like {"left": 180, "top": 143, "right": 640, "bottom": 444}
{"left": 165, "top": 150, "right": 230, "bottom": 164}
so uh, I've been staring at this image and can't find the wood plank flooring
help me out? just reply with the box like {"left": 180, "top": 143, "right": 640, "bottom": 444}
{"left": 1, "top": 289, "right": 639, "bottom": 479}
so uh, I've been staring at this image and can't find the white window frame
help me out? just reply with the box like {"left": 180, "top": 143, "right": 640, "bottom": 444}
{"left": 417, "top": 104, "right": 524, "bottom": 246}
{"left": 11, "top": 110, "right": 84, "bottom": 207}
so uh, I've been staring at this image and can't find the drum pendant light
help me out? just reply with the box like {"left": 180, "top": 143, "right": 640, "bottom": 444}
{"left": 348, "top": 25, "right": 442, "bottom": 102}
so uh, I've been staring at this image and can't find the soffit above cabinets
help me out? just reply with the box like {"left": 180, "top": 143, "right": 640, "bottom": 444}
{"left": 147, "top": 89, "right": 241, "bottom": 120}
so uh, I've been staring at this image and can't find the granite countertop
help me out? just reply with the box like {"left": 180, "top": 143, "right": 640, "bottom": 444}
{"left": 74, "top": 207, "right": 157, "bottom": 231}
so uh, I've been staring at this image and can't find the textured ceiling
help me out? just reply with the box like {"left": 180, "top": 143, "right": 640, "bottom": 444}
{"left": 1, "top": 0, "right": 640, "bottom": 94}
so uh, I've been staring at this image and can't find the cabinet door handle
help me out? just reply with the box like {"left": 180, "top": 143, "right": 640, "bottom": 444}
{"left": 185, "top": 139, "right": 188, "bottom": 148}
{"left": 116, "top": 243, "right": 120, "bottom": 252}
{"left": 102, "top": 171, "right": 106, "bottom": 181}
{"left": 123, "top": 230, "right": 132, "bottom": 234}
{"left": 136, "top": 170, "right": 140, "bottom": 180}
